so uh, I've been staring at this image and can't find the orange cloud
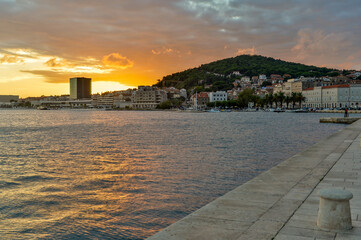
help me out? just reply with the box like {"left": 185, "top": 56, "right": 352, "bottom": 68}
{"left": 102, "top": 53, "right": 134, "bottom": 69}
{"left": 0, "top": 54, "right": 24, "bottom": 64}
{"left": 151, "top": 47, "right": 179, "bottom": 55}
{"left": 44, "top": 58, "right": 68, "bottom": 67}
{"left": 237, "top": 47, "right": 256, "bottom": 55}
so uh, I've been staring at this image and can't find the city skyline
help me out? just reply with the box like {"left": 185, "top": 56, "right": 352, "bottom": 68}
{"left": 1, "top": 0, "right": 361, "bottom": 97}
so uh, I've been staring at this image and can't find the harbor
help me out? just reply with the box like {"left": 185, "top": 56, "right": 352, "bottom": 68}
{"left": 148, "top": 119, "right": 361, "bottom": 239}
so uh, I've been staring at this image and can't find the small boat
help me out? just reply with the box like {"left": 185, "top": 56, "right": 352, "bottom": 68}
{"left": 206, "top": 108, "right": 221, "bottom": 113}
{"left": 274, "top": 108, "right": 285, "bottom": 113}
{"left": 37, "top": 106, "right": 49, "bottom": 110}
{"left": 295, "top": 109, "right": 309, "bottom": 113}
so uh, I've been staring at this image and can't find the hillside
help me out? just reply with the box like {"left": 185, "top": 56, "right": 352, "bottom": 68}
{"left": 154, "top": 55, "right": 339, "bottom": 91}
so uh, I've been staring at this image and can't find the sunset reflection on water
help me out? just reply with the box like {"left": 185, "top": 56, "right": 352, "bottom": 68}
{"left": 0, "top": 110, "right": 348, "bottom": 239}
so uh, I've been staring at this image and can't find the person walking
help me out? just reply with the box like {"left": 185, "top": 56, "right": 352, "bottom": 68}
{"left": 344, "top": 108, "right": 348, "bottom": 117}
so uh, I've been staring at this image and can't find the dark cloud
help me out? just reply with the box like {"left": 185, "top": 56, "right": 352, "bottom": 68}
{"left": 20, "top": 70, "right": 76, "bottom": 83}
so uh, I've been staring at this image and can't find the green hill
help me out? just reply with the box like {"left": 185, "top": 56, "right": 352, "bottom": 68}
{"left": 154, "top": 55, "right": 339, "bottom": 91}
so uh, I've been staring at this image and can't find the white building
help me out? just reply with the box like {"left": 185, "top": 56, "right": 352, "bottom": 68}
{"left": 209, "top": 91, "right": 227, "bottom": 102}
{"left": 241, "top": 76, "right": 251, "bottom": 83}
{"left": 180, "top": 89, "right": 187, "bottom": 99}
{"left": 303, "top": 84, "right": 361, "bottom": 109}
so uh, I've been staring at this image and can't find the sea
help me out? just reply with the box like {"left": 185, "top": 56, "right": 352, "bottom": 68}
{"left": 0, "top": 109, "right": 352, "bottom": 239}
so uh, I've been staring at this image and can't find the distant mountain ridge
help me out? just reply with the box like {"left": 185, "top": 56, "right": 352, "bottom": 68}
{"left": 154, "top": 55, "right": 338, "bottom": 90}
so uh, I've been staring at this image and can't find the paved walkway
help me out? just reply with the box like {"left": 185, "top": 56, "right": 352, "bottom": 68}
{"left": 148, "top": 120, "right": 361, "bottom": 240}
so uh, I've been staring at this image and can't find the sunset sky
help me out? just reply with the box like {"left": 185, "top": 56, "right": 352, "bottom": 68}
{"left": 1, "top": 0, "right": 361, "bottom": 97}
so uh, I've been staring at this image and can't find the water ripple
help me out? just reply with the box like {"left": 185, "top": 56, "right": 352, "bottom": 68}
{"left": 0, "top": 110, "right": 351, "bottom": 239}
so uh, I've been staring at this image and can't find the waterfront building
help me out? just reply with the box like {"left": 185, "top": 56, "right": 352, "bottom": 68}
{"left": 303, "top": 84, "right": 361, "bottom": 109}
{"left": 0, "top": 95, "right": 19, "bottom": 107}
{"left": 93, "top": 93, "right": 116, "bottom": 108}
{"left": 132, "top": 86, "right": 167, "bottom": 109}
{"left": 273, "top": 84, "right": 283, "bottom": 95}
{"left": 283, "top": 80, "right": 302, "bottom": 96}
{"left": 273, "top": 79, "right": 311, "bottom": 96}
{"left": 191, "top": 92, "right": 209, "bottom": 110}
{"left": 0, "top": 95, "right": 19, "bottom": 103}
{"left": 70, "top": 77, "right": 91, "bottom": 100}
{"left": 164, "top": 87, "right": 181, "bottom": 99}
{"left": 209, "top": 91, "right": 227, "bottom": 102}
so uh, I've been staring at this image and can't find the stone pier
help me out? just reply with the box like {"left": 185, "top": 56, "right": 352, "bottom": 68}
{"left": 148, "top": 119, "right": 361, "bottom": 240}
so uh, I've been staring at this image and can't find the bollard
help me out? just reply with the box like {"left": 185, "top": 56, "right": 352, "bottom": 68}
{"left": 317, "top": 188, "right": 353, "bottom": 230}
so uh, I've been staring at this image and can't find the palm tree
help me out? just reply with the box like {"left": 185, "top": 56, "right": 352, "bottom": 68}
{"left": 250, "top": 95, "right": 260, "bottom": 108}
{"left": 275, "top": 92, "right": 285, "bottom": 108}
{"left": 257, "top": 97, "right": 266, "bottom": 109}
{"left": 285, "top": 96, "right": 292, "bottom": 109}
{"left": 267, "top": 93, "right": 274, "bottom": 108}
{"left": 273, "top": 93, "right": 279, "bottom": 108}
{"left": 291, "top": 92, "right": 297, "bottom": 109}
{"left": 296, "top": 92, "right": 305, "bottom": 108}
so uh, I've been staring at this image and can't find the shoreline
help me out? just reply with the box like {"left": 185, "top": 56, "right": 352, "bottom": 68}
{"left": 2, "top": 107, "right": 361, "bottom": 114}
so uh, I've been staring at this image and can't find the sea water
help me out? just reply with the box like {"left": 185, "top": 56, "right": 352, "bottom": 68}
{"left": 0, "top": 110, "right": 349, "bottom": 239}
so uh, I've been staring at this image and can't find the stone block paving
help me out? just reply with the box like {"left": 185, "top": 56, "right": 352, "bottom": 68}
{"left": 274, "top": 123, "right": 361, "bottom": 240}
{"left": 148, "top": 120, "right": 361, "bottom": 240}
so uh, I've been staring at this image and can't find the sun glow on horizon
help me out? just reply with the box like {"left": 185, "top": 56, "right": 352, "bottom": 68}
{"left": 92, "top": 81, "right": 135, "bottom": 95}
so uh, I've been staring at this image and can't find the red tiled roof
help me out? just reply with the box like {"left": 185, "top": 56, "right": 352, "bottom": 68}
{"left": 322, "top": 84, "right": 350, "bottom": 89}
{"left": 303, "top": 87, "right": 314, "bottom": 91}
{"left": 196, "top": 92, "right": 209, "bottom": 98}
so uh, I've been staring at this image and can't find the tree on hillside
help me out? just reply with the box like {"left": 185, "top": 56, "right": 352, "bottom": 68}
{"left": 261, "top": 81, "right": 272, "bottom": 87}
{"left": 156, "top": 55, "right": 338, "bottom": 91}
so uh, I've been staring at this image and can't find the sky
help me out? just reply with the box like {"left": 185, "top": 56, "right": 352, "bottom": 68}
{"left": 1, "top": 0, "right": 361, "bottom": 97}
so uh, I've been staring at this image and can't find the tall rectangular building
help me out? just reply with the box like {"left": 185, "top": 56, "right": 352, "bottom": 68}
{"left": 70, "top": 77, "right": 91, "bottom": 99}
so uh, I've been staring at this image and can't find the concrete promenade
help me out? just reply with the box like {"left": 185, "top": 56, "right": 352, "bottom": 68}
{"left": 148, "top": 120, "right": 361, "bottom": 240}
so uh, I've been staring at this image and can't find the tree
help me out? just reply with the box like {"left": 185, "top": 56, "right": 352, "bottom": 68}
{"left": 237, "top": 88, "right": 254, "bottom": 108}
{"left": 157, "top": 101, "right": 172, "bottom": 109}
{"left": 291, "top": 92, "right": 298, "bottom": 109}
{"left": 274, "top": 92, "right": 285, "bottom": 108}
{"left": 265, "top": 93, "right": 274, "bottom": 108}
{"left": 24, "top": 101, "right": 32, "bottom": 108}
{"left": 285, "top": 96, "right": 292, "bottom": 109}
{"left": 250, "top": 95, "right": 260, "bottom": 108}
{"left": 261, "top": 81, "right": 272, "bottom": 87}
{"left": 257, "top": 97, "right": 266, "bottom": 108}
{"left": 296, "top": 92, "right": 305, "bottom": 108}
